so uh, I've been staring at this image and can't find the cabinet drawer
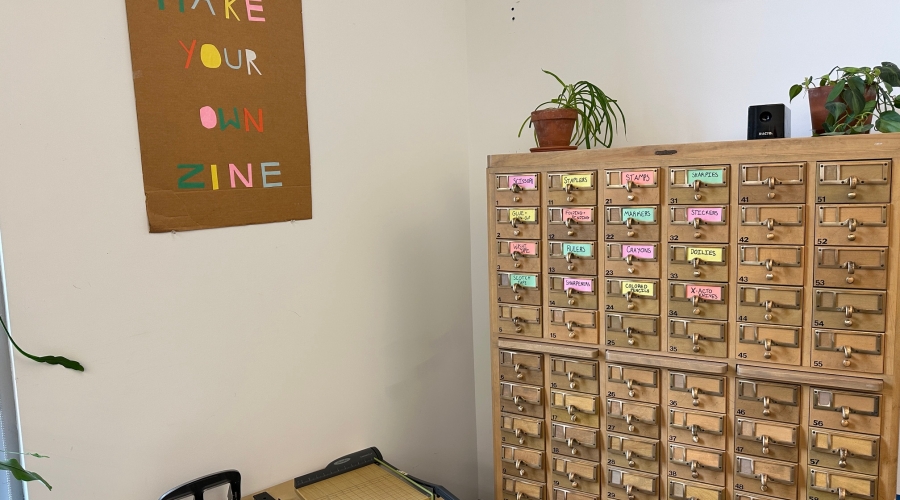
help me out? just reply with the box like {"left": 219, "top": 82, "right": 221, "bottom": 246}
{"left": 497, "top": 240, "right": 542, "bottom": 273}
{"left": 551, "top": 357, "right": 600, "bottom": 394}
{"left": 501, "top": 444, "right": 544, "bottom": 482}
{"left": 737, "top": 324, "right": 801, "bottom": 366}
{"left": 808, "top": 468, "right": 877, "bottom": 500}
{"left": 810, "top": 389, "right": 881, "bottom": 434}
{"left": 739, "top": 205, "right": 806, "bottom": 245}
{"left": 550, "top": 207, "right": 598, "bottom": 241}
{"left": 496, "top": 304, "right": 542, "bottom": 337}
{"left": 495, "top": 173, "right": 540, "bottom": 205}
{"left": 607, "top": 364, "right": 661, "bottom": 403}
{"left": 503, "top": 475, "right": 546, "bottom": 500}
{"left": 549, "top": 309, "right": 599, "bottom": 344}
{"left": 668, "top": 282, "right": 728, "bottom": 320}
{"left": 607, "top": 433, "right": 660, "bottom": 474}
{"left": 606, "top": 242, "right": 660, "bottom": 279}
{"left": 551, "top": 390, "right": 600, "bottom": 428}
{"left": 607, "top": 467, "right": 659, "bottom": 500}
{"left": 497, "top": 272, "right": 542, "bottom": 306}
{"left": 669, "top": 206, "right": 729, "bottom": 243}
{"left": 499, "top": 349, "right": 543, "bottom": 385}
{"left": 668, "top": 319, "right": 727, "bottom": 358}
{"left": 497, "top": 207, "right": 541, "bottom": 239}
{"left": 738, "top": 245, "right": 804, "bottom": 286}
{"left": 739, "top": 163, "right": 806, "bottom": 204}
{"left": 550, "top": 275, "right": 598, "bottom": 310}
{"left": 814, "top": 247, "right": 887, "bottom": 289}
{"left": 605, "top": 168, "right": 661, "bottom": 205}
{"left": 809, "top": 429, "right": 879, "bottom": 476}
{"left": 812, "top": 330, "right": 884, "bottom": 374}
{"left": 553, "top": 455, "right": 601, "bottom": 495}
{"left": 552, "top": 422, "right": 600, "bottom": 462}
{"left": 668, "top": 409, "right": 726, "bottom": 450}
{"left": 607, "top": 399, "right": 660, "bottom": 438}
{"left": 813, "top": 289, "right": 885, "bottom": 333}
{"left": 734, "top": 456, "right": 797, "bottom": 500}
{"left": 550, "top": 241, "right": 598, "bottom": 276}
{"left": 669, "top": 166, "right": 730, "bottom": 204}
{"left": 501, "top": 413, "right": 544, "bottom": 450}
{"left": 606, "top": 206, "right": 661, "bottom": 242}
{"left": 668, "top": 245, "right": 729, "bottom": 282}
{"left": 669, "top": 479, "right": 724, "bottom": 500}
{"left": 735, "top": 418, "right": 799, "bottom": 462}
{"left": 816, "top": 205, "right": 889, "bottom": 247}
{"left": 606, "top": 313, "right": 660, "bottom": 351}
{"left": 737, "top": 285, "right": 803, "bottom": 327}
{"left": 606, "top": 279, "right": 660, "bottom": 315}
{"left": 554, "top": 487, "right": 599, "bottom": 500}
{"left": 669, "top": 443, "right": 725, "bottom": 486}
{"left": 668, "top": 372, "right": 726, "bottom": 412}
{"left": 549, "top": 171, "right": 597, "bottom": 205}
{"left": 736, "top": 379, "right": 801, "bottom": 423}
{"left": 816, "top": 160, "right": 891, "bottom": 204}
{"left": 500, "top": 381, "right": 544, "bottom": 418}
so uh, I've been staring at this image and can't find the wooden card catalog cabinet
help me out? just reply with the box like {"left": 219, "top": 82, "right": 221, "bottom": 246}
{"left": 488, "top": 137, "right": 900, "bottom": 500}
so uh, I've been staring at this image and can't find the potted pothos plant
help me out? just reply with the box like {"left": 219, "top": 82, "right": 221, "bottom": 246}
{"left": 0, "top": 315, "right": 84, "bottom": 491}
{"left": 518, "top": 70, "right": 625, "bottom": 151}
{"left": 789, "top": 62, "right": 900, "bottom": 135}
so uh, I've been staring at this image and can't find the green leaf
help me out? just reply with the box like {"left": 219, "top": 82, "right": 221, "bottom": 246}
{"left": 876, "top": 110, "right": 900, "bottom": 133}
{"left": 0, "top": 458, "right": 51, "bottom": 490}
{"left": 879, "top": 62, "right": 900, "bottom": 87}
{"left": 894, "top": 95, "right": 900, "bottom": 108}
{"left": 863, "top": 100, "right": 877, "bottom": 114}
{"left": 0, "top": 317, "right": 84, "bottom": 372}
{"left": 842, "top": 87, "right": 864, "bottom": 114}
{"left": 848, "top": 76, "right": 865, "bottom": 96}
{"left": 824, "top": 101, "right": 847, "bottom": 119}
{"left": 826, "top": 81, "right": 846, "bottom": 102}
{"left": 541, "top": 69, "right": 567, "bottom": 89}
{"left": 789, "top": 84, "right": 803, "bottom": 101}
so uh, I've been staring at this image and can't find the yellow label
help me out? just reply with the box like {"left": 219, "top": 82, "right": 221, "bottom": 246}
{"left": 509, "top": 209, "right": 536, "bottom": 222}
{"left": 687, "top": 247, "right": 724, "bottom": 263}
{"left": 561, "top": 174, "right": 593, "bottom": 188}
{"left": 622, "top": 281, "right": 655, "bottom": 297}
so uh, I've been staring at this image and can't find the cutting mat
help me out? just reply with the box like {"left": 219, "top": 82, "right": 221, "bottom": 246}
{"left": 296, "top": 464, "right": 431, "bottom": 500}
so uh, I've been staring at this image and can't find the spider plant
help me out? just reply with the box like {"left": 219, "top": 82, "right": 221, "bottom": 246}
{"left": 518, "top": 69, "right": 626, "bottom": 149}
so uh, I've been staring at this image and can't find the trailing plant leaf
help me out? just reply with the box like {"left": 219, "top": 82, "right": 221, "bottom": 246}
{"left": 824, "top": 101, "right": 847, "bottom": 120}
{"left": 0, "top": 458, "right": 51, "bottom": 490}
{"left": 876, "top": 110, "right": 900, "bottom": 133}
{"left": 879, "top": 62, "right": 900, "bottom": 87}
{"left": 826, "top": 81, "right": 846, "bottom": 102}
{"left": 0, "top": 316, "right": 84, "bottom": 372}
{"left": 789, "top": 84, "right": 803, "bottom": 101}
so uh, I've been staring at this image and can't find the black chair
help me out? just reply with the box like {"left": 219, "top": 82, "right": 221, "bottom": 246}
{"left": 158, "top": 470, "right": 241, "bottom": 500}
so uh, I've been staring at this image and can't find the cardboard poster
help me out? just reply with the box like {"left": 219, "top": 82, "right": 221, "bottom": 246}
{"left": 125, "top": 0, "right": 311, "bottom": 232}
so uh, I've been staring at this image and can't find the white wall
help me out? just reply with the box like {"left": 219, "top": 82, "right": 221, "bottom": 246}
{"left": 465, "top": 1, "right": 900, "bottom": 498}
{"left": 0, "top": 1, "right": 476, "bottom": 499}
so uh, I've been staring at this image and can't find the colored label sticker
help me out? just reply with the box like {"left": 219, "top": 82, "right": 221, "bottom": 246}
{"left": 686, "top": 285, "right": 723, "bottom": 301}
{"left": 564, "top": 278, "right": 594, "bottom": 293}
{"left": 622, "top": 281, "right": 655, "bottom": 297}
{"left": 562, "top": 174, "right": 593, "bottom": 188}
{"left": 686, "top": 247, "right": 724, "bottom": 262}
{"left": 622, "top": 245, "right": 656, "bottom": 259}
{"left": 562, "top": 243, "right": 594, "bottom": 258}
{"left": 509, "top": 242, "right": 538, "bottom": 256}
{"left": 509, "top": 209, "right": 537, "bottom": 222}
{"left": 621, "top": 207, "right": 657, "bottom": 222}
{"left": 686, "top": 169, "right": 725, "bottom": 184}
{"left": 562, "top": 208, "right": 594, "bottom": 222}
{"left": 509, "top": 274, "right": 538, "bottom": 288}
{"left": 622, "top": 170, "right": 656, "bottom": 185}
{"left": 687, "top": 207, "right": 723, "bottom": 222}
{"left": 509, "top": 175, "right": 537, "bottom": 190}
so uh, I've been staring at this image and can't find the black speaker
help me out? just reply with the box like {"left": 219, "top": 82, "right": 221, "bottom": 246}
{"left": 748, "top": 104, "right": 790, "bottom": 140}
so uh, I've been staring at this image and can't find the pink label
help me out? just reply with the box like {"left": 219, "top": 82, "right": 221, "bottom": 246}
{"left": 562, "top": 208, "right": 593, "bottom": 222}
{"left": 687, "top": 207, "right": 723, "bottom": 222}
{"left": 686, "top": 285, "right": 722, "bottom": 301}
{"left": 509, "top": 175, "right": 537, "bottom": 189}
{"left": 622, "top": 170, "right": 656, "bottom": 185}
{"left": 509, "top": 242, "right": 537, "bottom": 255}
{"left": 564, "top": 278, "right": 594, "bottom": 293}
{"left": 622, "top": 245, "right": 656, "bottom": 259}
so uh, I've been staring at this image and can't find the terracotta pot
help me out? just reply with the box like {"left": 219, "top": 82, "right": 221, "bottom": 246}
{"left": 531, "top": 108, "right": 578, "bottom": 147}
{"left": 809, "top": 85, "right": 877, "bottom": 135}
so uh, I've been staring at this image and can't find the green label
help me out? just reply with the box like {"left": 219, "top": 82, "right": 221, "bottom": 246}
{"left": 621, "top": 207, "right": 656, "bottom": 222}
{"left": 687, "top": 169, "right": 724, "bottom": 184}
{"left": 510, "top": 274, "right": 537, "bottom": 288}
{"left": 562, "top": 243, "right": 594, "bottom": 258}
